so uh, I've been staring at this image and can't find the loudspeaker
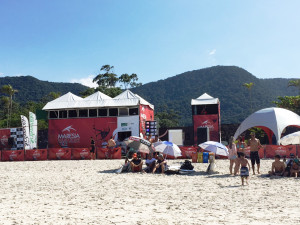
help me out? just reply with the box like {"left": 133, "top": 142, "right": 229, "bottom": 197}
{"left": 197, "top": 127, "right": 210, "bottom": 145}
{"left": 8, "top": 137, "right": 15, "bottom": 146}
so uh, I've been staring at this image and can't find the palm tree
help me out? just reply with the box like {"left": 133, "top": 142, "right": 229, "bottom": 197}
{"left": 1, "top": 84, "right": 18, "bottom": 127}
{"left": 243, "top": 82, "right": 254, "bottom": 113}
{"left": 288, "top": 79, "right": 300, "bottom": 95}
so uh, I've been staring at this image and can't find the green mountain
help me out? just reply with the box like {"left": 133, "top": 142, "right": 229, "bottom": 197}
{"left": 0, "top": 76, "right": 87, "bottom": 103}
{"left": 131, "top": 66, "right": 298, "bottom": 125}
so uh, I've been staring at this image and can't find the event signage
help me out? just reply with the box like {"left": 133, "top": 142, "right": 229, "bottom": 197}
{"left": 29, "top": 112, "right": 38, "bottom": 149}
{"left": 20, "top": 115, "right": 30, "bottom": 150}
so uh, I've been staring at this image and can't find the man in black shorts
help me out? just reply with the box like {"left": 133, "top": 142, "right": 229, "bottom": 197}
{"left": 249, "top": 132, "right": 262, "bottom": 174}
{"left": 90, "top": 137, "right": 96, "bottom": 160}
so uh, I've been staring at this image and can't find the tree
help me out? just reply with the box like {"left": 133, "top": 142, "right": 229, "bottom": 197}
{"left": 1, "top": 84, "right": 18, "bottom": 127}
{"left": 93, "top": 65, "right": 118, "bottom": 87}
{"left": 273, "top": 96, "right": 300, "bottom": 115}
{"left": 243, "top": 82, "right": 254, "bottom": 113}
{"left": 155, "top": 109, "right": 181, "bottom": 128}
{"left": 288, "top": 79, "right": 300, "bottom": 95}
{"left": 119, "top": 73, "right": 142, "bottom": 89}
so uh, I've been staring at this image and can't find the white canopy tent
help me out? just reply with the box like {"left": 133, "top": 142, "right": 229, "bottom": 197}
{"left": 233, "top": 107, "right": 300, "bottom": 144}
{"left": 191, "top": 93, "right": 219, "bottom": 105}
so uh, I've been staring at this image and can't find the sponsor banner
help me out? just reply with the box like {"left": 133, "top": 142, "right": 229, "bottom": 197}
{"left": 71, "top": 148, "right": 91, "bottom": 160}
{"left": 139, "top": 105, "right": 154, "bottom": 138}
{"left": 265, "top": 145, "right": 297, "bottom": 158}
{"left": 29, "top": 112, "right": 38, "bottom": 149}
{"left": 48, "top": 117, "right": 118, "bottom": 148}
{"left": 48, "top": 148, "right": 71, "bottom": 160}
{"left": 96, "top": 147, "right": 122, "bottom": 159}
{"left": 0, "top": 128, "right": 10, "bottom": 150}
{"left": 243, "top": 146, "right": 265, "bottom": 159}
{"left": 21, "top": 115, "right": 30, "bottom": 150}
{"left": 193, "top": 114, "right": 220, "bottom": 143}
{"left": 179, "top": 146, "right": 198, "bottom": 159}
{"left": 1, "top": 150, "right": 25, "bottom": 161}
{"left": 25, "top": 149, "right": 47, "bottom": 161}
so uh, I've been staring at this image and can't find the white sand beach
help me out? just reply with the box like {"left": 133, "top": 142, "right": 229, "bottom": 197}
{"left": 0, "top": 159, "right": 299, "bottom": 225}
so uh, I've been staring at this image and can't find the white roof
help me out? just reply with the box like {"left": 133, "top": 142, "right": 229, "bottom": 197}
{"left": 234, "top": 107, "right": 300, "bottom": 144}
{"left": 191, "top": 93, "right": 219, "bottom": 105}
{"left": 43, "top": 92, "right": 83, "bottom": 110}
{"left": 42, "top": 90, "right": 154, "bottom": 110}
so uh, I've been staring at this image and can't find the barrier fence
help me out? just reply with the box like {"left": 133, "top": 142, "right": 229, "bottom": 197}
{"left": 0, "top": 145, "right": 299, "bottom": 162}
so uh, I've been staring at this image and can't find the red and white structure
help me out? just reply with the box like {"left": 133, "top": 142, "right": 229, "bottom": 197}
{"left": 191, "top": 93, "right": 221, "bottom": 144}
{"left": 42, "top": 90, "right": 154, "bottom": 149}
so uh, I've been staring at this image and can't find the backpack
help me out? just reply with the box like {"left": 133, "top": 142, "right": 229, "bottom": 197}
{"left": 180, "top": 160, "right": 194, "bottom": 170}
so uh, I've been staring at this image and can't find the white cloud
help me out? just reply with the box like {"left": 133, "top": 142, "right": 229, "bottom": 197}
{"left": 209, "top": 49, "right": 216, "bottom": 55}
{"left": 71, "top": 75, "right": 98, "bottom": 88}
{"left": 0, "top": 72, "right": 4, "bottom": 76}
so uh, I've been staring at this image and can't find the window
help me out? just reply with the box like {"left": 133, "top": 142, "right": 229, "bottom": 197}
{"left": 98, "top": 108, "right": 107, "bottom": 117}
{"left": 68, "top": 110, "right": 78, "bottom": 118}
{"left": 119, "top": 108, "right": 128, "bottom": 116}
{"left": 129, "top": 108, "right": 138, "bottom": 115}
{"left": 49, "top": 111, "right": 58, "bottom": 119}
{"left": 59, "top": 110, "right": 67, "bottom": 118}
{"left": 89, "top": 109, "right": 97, "bottom": 117}
{"left": 109, "top": 108, "right": 118, "bottom": 116}
{"left": 79, "top": 109, "right": 88, "bottom": 117}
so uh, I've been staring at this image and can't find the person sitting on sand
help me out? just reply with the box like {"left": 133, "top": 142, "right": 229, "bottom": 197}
{"left": 290, "top": 157, "right": 300, "bottom": 178}
{"left": 130, "top": 153, "right": 143, "bottom": 172}
{"left": 268, "top": 155, "right": 285, "bottom": 177}
{"left": 143, "top": 153, "right": 156, "bottom": 173}
{"left": 152, "top": 154, "right": 166, "bottom": 174}
{"left": 284, "top": 153, "right": 296, "bottom": 177}
{"left": 239, "top": 152, "right": 251, "bottom": 186}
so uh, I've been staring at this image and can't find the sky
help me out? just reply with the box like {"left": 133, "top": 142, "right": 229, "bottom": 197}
{"left": 0, "top": 0, "right": 299, "bottom": 88}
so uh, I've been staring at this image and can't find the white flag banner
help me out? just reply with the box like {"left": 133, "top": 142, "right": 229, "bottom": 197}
{"left": 29, "top": 112, "right": 38, "bottom": 149}
{"left": 21, "top": 115, "right": 30, "bottom": 150}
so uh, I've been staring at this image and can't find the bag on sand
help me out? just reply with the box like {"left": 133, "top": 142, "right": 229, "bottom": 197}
{"left": 180, "top": 160, "right": 194, "bottom": 170}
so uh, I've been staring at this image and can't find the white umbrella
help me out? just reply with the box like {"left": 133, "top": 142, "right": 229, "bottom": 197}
{"left": 153, "top": 141, "right": 182, "bottom": 158}
{"left": 279, "top": 131, "right": 300, "bottom": 145}
{"left": 124, "top": 136, "right": 153, "bottom": 154}
{"left": 199, "top": 141, "right": 229, "bottom": 156}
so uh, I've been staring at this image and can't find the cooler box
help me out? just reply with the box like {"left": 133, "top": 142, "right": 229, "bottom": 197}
{"left": 203, "top": 152, "right": 209, "bottom": 163}
{"left": 197, "top": 152, "right": 203, "bottom": 163}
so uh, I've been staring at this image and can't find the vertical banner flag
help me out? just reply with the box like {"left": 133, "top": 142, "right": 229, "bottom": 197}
{"left": 29, "top": 112, "right": 38, "bottom": 149}
{"left": 20, "top": 115, "right": 30, "bottom": 150}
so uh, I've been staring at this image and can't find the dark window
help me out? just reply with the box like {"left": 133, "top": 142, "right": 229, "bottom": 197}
{"left": 129, "top": 108, "right": 138, "bottom": 115}
{"left": 98, "top": 108, "right": 107, "bottom": 117}
{"left": 89, "top": 109, "right": 97, "bottom": 117}
{"left": 119, "top": 108, "right": 128, "bottom": 116}
{"left": 193, "top": 104, "right": 219, "bottom": 115}
{"left": 68, "top": 110, "right": 78, "bottom": 118}
{"left": 59, "top": 110, "right": 67, "bottom": 118}
{"left": 79, "top": 109, "right": 88, "bottom": 117}
{"left": 49, "top": 111, "right": 58, "bottom": 119}
{"left": 118, "top": 131, "right": 132, "bottom": 141}
{"left": 109, "top": 108, "right": 118, "bottom": 116}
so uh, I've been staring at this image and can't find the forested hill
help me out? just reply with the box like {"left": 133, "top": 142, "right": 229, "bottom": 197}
{"left": 131, "top": 66, "right": 298, "bottom": 125}
{"left": 0, "top": 76, "right": 87, "bottom": 103}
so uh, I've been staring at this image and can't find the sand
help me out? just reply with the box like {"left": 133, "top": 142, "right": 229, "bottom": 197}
{"left": 0, "top": 159, "right": 299, "bottom": 225}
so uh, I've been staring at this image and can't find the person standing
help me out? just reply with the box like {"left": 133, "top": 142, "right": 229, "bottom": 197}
{"left": 234, "top": 136, "right": 245, "bottom": 175}
{"left": 249, "top": 132, "right": 262, "bottom": 175}
{"left": 90, "top": 137, "right": 96, "bottom": 160}
{"left": 228, "top": 136, "right": 237, "bottom": 175}
{"left": 107, "top": 136, "right": 116, "bottom": 159}
{"left": 239, "top": 153, "right": 251, "bottom": 186}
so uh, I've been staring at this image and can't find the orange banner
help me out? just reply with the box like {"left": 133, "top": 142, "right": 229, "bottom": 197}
{"left": 265, "top": 145, "right": 297, "bottom": 158}
{"left": 25, "top": 149, "right": 47, "bottom": 161}
{"left": 179, "top": 146, "right": 198, "bottom": 159}
{"left": 97, "top": 147, "right": 122, "bottom": 159}
{"left": 48, "top": 148, "right": 71, "bottom": 160}
{"left": 1, "top": 150, "right": 25, "bottom": 161}
{"left": 71, "top": 148, "right": 91, "bottom": 160}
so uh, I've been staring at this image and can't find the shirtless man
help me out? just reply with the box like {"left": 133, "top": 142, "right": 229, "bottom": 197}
{"left": 268, "top": 155, "right": 285, "bottom": 176}
{"left": 249, "top": 132, "right": 262, "bottom": 175}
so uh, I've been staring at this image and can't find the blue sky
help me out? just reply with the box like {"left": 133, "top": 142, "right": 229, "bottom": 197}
{"left": 0, "top": 0, "right": 299, "bottom": 87}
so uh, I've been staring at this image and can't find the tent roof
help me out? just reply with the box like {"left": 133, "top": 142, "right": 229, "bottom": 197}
{"left": 42, "top": 92, "right": 83, "bottom": 110}
{"left": 191, "top": 93, "right": 219, "bottom": 105}
{"left": 42, "top": 90, "right": 154, "bottom": 110}
{"left": 233, "top": 107, "right": 300, "bottom": 144}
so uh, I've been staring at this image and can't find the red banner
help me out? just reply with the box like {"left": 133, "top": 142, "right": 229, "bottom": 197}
{"left": 48, "top": 117, "right": 118, "bottom": 148}
{"left": 1, "top": 150, "right": 25, "bottom": 161}
{"left": 179, "top": 146, "right": 198, "bottom": 159}
{"left": 25, "top": 149, "right": 48, "bottom": 161}
{"left": 71, "top": 148, "right": 91, "bottom": 160}
{"left": 265, "top": 145, "right": 297, "bottom": 158}
{"left": 48, "top": 148, "right": 71, "bottom": 160}
{"left": 193, "top": 114, "right": 220, "bottom": 143}
{"left": 0, "top": 128, "right": 11, "bottom": 150}
{"left": 243, "top": 146, "right": 265, "bottom": 159}
{"left": 96, "top": 147, "right": 122, "bottom": 159}
{"left": 139, "top": 105, "right": 154, "bottom": 137}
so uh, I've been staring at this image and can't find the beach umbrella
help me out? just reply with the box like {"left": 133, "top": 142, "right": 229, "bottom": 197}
{"left": 153, "top": 141, "right": 182, "bottom": 158}
{"left": 124, "top": 136, "right": 153, "bottom": 154}
{"left": 199, "top": 141, "right": 229, "bottom": 156}
{"left": 279, "top": 131, "right": 300, "bottom": 145}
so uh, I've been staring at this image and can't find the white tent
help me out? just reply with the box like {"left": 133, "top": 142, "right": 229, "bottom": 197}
{"left": 43, "top": 92, "right": 83, "bottom": 110}
{"left": 234, "top": 107, "right": 300, "bottom": 144}
{"left": 191, "top": 93, "right": 219, "bottom": 105}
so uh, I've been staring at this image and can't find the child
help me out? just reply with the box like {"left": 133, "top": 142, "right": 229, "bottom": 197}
{"left": 239, "top": 152, "right": 251, "bottom": 185}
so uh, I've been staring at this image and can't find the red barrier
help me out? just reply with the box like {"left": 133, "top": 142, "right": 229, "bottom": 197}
{"left": 179, "top": 146, "right": 198, "bottom": 159}
{"left": 72, "top": 148, "right": 91, "bottom": 160}
{"left": 243, "top": 146, "right": 265, "bottom": 159}
{"left": 1, "top": 150, "right": 25, "bottom": 161}
{"left": 25, "top": 149, "right": 48, "bottom": 161}
{"left": 96, "top": 147, "right": 122, "bottom": 159}
{"left": 265, "top": 145, "right": 297, "bottom": 158}
{"left": 48, "top": 148, "right": 71, "bottom": 160}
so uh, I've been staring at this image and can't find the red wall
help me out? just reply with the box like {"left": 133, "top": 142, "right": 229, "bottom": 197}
{"left": 0, "top": 128, "right": 11, "bottom": 150}
{"left": 193, "top": 114, "right": 220, "bottom": 144}
{"left": 139, "top": 105, "right": 154, "bottom": 137}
